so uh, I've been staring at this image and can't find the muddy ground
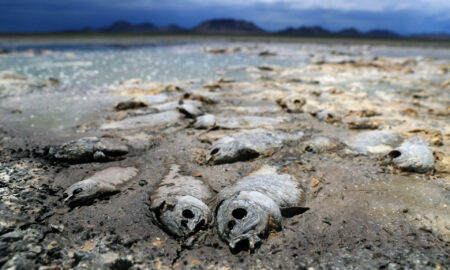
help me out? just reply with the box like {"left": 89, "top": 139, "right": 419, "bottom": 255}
{"left": 0, "top": 37, "right": 449, "bottom": 269}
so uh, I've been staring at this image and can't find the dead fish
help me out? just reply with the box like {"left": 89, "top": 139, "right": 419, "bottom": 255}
{"left": 182, "top": 92, "right": 217, "bottom": 105}
{"left": 49, "top": 137, "right": 129, "bottom": 163}
{"left": 152, "top": 100, "right": 202, "bottom": 112}
{"left": 115, "top": 99, "right": 148, "bottom": 111}
{"left": 192, "top": 114, "right": 217, "bottom": 129}
{"left": 346, "top": 118, "right": 379, "bottom": 130}
{"left": 311, "top": 109, "right": 339, "bottom": 124}
{"left": 150, "top": 165, "right": 213, "bottom": 238}
{"left": 193, "top": 115, "right": 286, "bottom": 130}
{"left": 346, "top": 109, "right": 381, "bottom": 118}
{"left": 258, "top": 66, "right": 274, "bottom": 71}
{"left": 207, "top": 129, "right": 303, "bottom": 165}
{"left": 276, "top": 95, "right": 306, "bottom": 113}
{"left": 258, "top": 50, "right": 277, "bottom": 57}
{"left": 216, "top": 166, "right": 305, "bottom": 250}
{"left": 302, "top": 136, "right": 341, "bottom": 153}
{"left": 388, "top": 136, "right": 434, "bottom": 173}
{"left": 63, "top": 167, "right": 138, "bottom": 207}
{"left": 177, "top": 103, "right": 204, "bottom": 118}
{"left": 346, "top": 130, "right": 403, "bottom": 155}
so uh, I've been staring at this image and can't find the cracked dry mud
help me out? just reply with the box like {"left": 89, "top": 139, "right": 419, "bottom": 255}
{"left": 0, "top": 37, "right": 449, "bottom": 269}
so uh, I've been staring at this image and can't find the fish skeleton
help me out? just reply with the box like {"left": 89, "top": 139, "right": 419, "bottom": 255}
{"left": 150, "top": 165, "right": 213, "bottom": 238}
{"left": 216, "top": 166, "right": 305, "bottom": 250}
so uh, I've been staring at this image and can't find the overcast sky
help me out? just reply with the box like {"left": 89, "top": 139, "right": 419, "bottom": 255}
{"left": 1, "top": 0, "right": 449, "bottom": 34}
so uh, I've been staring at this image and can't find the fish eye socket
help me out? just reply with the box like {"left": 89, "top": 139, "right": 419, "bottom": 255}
{"left": 182, "top": 209, "right": 195, "bottom": 219}
{"left": 389, "top": 150, "right": 401, "bottom": 158}
{"left": 232, "top": 208, "right": 247, "bottom": 219}
{"left": 305, "top": 145, "right": 313, "bottom": 152}
{"left": 73, "top": 188, "right": 83, "bottom": 195}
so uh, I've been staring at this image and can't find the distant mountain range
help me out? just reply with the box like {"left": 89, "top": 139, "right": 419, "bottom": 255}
{"left": 64, "top": 19, "right": 450, "bottom": 39}
{"left": 278, "top": 26, "right": 400, "bottom": 38}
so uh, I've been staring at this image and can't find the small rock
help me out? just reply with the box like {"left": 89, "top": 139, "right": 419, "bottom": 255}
{"left": 258, "top": 66, "right": 274, "bottom": 71}
{"left": 0, "top": 231, "right": 23, "bottom": 241}
{"left": 110, "top": 257, "right": 133, "bottom": 270}
{"left": 138, "top": 179, "right": 147, "bottom": 186}
{"left": 2, "top": 254, "right": 35, "bottom": 270}
{"left": 93, "top": 151, "right": 106, "bottom": 161}
{"left": 50, "top": 224, "right": 64, "bottom": 233}
{"left": 47, "top": 240, "right": 59, "bottom": 251}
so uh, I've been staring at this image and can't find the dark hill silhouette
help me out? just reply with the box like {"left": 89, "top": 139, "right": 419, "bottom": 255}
{"left": 60, "top": 19, "right": 448, "bottom": 39}
{"left": 337, "top": 28, "right": 360, "bottom": 36}
{"left": 192, "top": 19, "right": 265, "bottom": 34}
{"left": 278, "top": 26, "right": 331, "bottom": 36}
{"left": 100, "top": 21, "right": 157, "bottom": 33}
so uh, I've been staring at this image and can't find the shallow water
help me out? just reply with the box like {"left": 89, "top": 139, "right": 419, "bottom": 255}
{"left": 0, "top": 43, "right": 306, "bottom": 87}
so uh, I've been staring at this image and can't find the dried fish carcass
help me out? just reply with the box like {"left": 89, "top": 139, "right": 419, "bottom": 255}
{"left": 216, "top": 166, "right": 305, "bottom": 250}
{"left": 63, "top": 167, "right": 138, "bottom": 207}
{"left": 150, "top": 165, "right": 213, "bottom": 238}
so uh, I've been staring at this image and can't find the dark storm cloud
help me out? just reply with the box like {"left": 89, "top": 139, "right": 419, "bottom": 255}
{"left": 0, "top": 0, "right": 449, "bottom": 33}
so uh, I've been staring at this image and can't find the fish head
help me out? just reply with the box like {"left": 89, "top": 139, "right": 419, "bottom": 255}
{"left": 158, "top": 196, "right": 212, "bottom": 238}
{"left": 387, "top": 136, "right": 434, "bottom": 173}
{"left": 63, "top": 179, "right": 103, "bottom": 205}
{"left": 216, "top": 191, "right": 281, "bottom": 250}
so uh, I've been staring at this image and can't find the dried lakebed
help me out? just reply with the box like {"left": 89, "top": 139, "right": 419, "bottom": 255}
{"left": 0, "top": 38, "right": 449, "bottom": 269}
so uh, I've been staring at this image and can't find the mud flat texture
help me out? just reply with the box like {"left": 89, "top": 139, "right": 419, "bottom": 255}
{"left": 0, "top": 36, "right": 449, "bottom": 269}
